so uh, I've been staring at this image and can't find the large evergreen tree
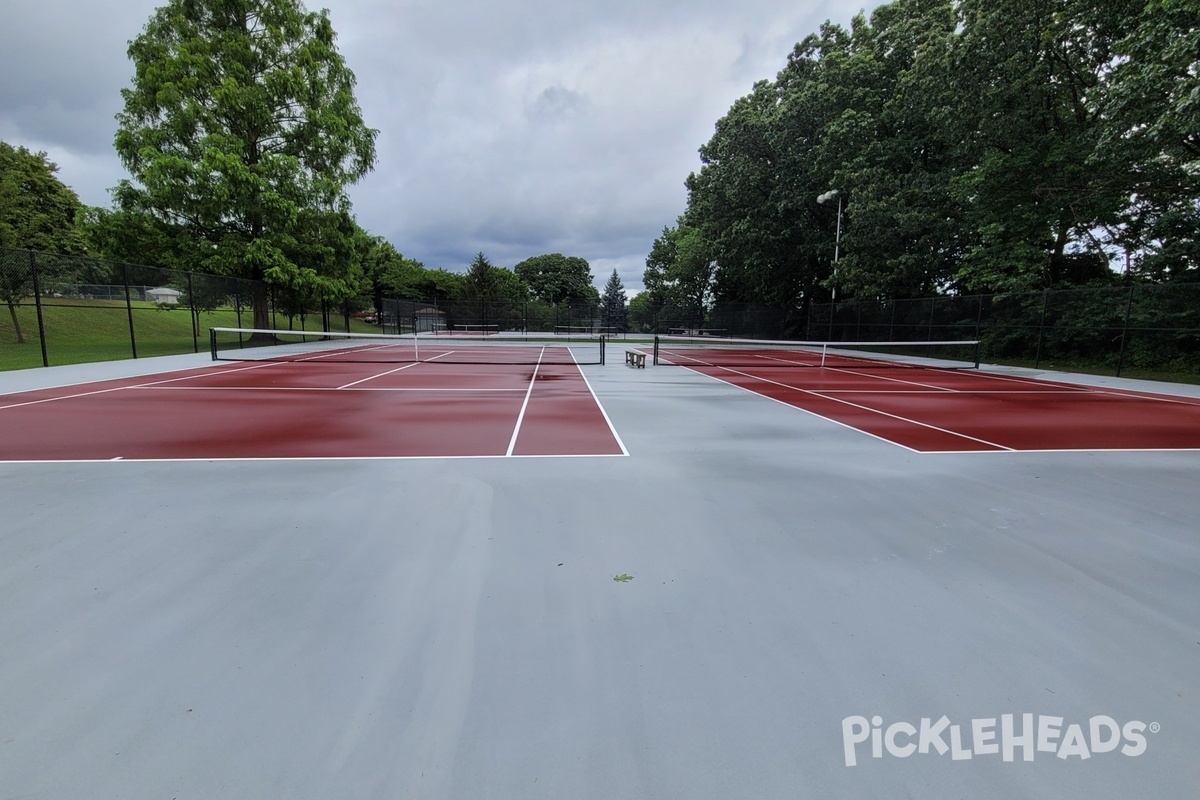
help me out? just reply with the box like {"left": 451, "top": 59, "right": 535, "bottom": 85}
{"left": 114, "top": 0, "right": 377, "bottom": 327}
{"left": 600, "top": 269, "right": 627, "bottom": 332}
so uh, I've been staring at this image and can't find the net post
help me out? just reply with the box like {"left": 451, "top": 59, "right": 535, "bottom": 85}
{"left": 973, "top": 340, "right": 980, "bottom": 369}
{"left": 209, "top": 328, "right": 218, "bottom": 360}
{"left": 600, "top": 336, "right": 605, "bottom": 365}
{"left": 653, "top": 336, "right": 660, "bottom": 365}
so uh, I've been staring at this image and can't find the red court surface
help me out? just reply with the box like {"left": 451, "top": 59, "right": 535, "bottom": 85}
{"left": 0, "top": 355, "right": 626, "bottom": 461}
{"left": 667, "top": 359, "right": 1200, "bottom": 453}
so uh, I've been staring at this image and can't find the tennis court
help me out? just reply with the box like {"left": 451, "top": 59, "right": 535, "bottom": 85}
{"left": 2, "top": 337, "right": 1198, "bottom": 799}
{"left": 653, "top": 336, "right": 1200, "bottom": 452}
{"left": 0, "top": 333, "right": 624, "bottom": 460}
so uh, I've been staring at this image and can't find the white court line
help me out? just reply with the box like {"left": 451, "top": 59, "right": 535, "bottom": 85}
{"left": 0, "top": 360, "right": 284, "bottom": 411}
{"left": 130, "top": 386, "right": 526, "bottom": 393}
{"left": 334, "top": 349, "right": 466, "bottom": 388}
{"left": 916, "top": 447, "right": 1200, "bottom": 455}
{"left": 337, "top": 360, "right": 426, "bottom": 388}
{"left": 919, "top": 367, "right": 1200, "bottom": 407}
{"left": 815, "top": 389, "right": 1097, "bottom": 395}
{"left": 821, "top": 366, "right": 961, "bottom": 392}
{"left": 569, "top": 346, "right": 630, "bottom": 456}
{"left": 663, "top": 352, "right": 1014, "bottom": 451}
{"left": 506, "top": 347, "right": 546, "bottom": 456}
{"left": 0, "top": 452, "right": 632, "bottom": 465}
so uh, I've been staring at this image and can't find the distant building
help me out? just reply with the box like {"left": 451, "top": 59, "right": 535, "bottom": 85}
{"left": 147, "top": 287, "right": 182, "bottom": 305}
{"left": 415, "top": 307, "right": 446, "bottom": 332}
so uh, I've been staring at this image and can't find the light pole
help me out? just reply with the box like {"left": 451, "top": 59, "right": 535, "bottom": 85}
{"left": 817, "top": 189, "right": 842, "bottom": 340}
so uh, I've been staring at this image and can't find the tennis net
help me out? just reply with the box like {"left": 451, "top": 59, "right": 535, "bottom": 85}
{"left": 653, "top": 335, "right": 979, "bottom": 369}
{"left": 210, "top": 328, "right": 605, "bottom": 365}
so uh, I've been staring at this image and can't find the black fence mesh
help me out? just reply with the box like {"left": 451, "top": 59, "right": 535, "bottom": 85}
{"left": 0, "top": 247, "right": 375, "bottom": 370}
{"left": 806, "top": 284, "right": 1200, "bottom": 378}
{"left": 6, "top": 244, "right": 1197, "bottom": 380}
{"left": 380, "top": 298, "right": 608, "bottom": 336}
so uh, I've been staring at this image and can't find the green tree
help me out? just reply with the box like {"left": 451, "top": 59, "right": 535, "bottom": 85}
{"left": 819, "top": 0, "right": 967, "bottom": 299}
{"left": 80, "top": 206, "right": 196, "bottom": 271}
{"left": 937, "top": 0, "right": 1129, "bottom": 291}
{"left": 0, "top": 142, "right": 89, "bottom": 254}
{"left": 513, "top": 253, "right": 596, "bottom": 305}
{"left": 0, "top": 142, "right": 90, "bottom": 342}
{"left": 1099, "top": 0, "right": 1200, "bottom": 279}
{"left": 413, "top": 268, "right": 463, "bottom": 304}
{"left": 628, "top": 291, "right": 657, "bottom": 333}
{"left": 459, "top": 252, "right": 501, "bottom": 301}
{"left": 600, "top": 269, "right": 627, "bottom": 332}
{"left": 643, "top": 223, "right": 714, "bottom": 314}
{"left": 456, "top": 252, "right": 529, "bottom": 331}
{"left": 114, "top": 0, "right": 377, "bottom": 329}
{"left": 358, "top": 234, "right": 427, "bottom": 307}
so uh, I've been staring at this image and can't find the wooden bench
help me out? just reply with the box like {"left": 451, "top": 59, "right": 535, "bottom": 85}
{"left": 625, "top": 350, "right": 647, "bottom": 368}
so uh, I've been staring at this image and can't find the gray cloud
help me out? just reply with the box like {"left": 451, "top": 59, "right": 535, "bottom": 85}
{"left": 2, "top": 0, "right": 875, "bottom": 292}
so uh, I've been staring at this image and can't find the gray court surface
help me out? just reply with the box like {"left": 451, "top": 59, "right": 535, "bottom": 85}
{"left": 2, "top": 352, "right": 1198, "bottom": 798}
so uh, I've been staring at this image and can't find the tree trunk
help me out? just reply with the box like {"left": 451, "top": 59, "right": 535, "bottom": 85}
{"left": 7, "top": 301, "right": 25, "bottom": 344}
{"left": 249, "top": 283, "right": 274, "bottom": 343}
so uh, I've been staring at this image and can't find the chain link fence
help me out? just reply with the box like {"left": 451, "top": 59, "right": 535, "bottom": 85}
{"left": 8, "top": 245, "right": 1194, "bottom": 379}
{"left": 380, "top": 297, "right": 609, "bottom": 336}
{"left": 628, "top": 301, "right": 797, "bottom": 339}
{"left": 806, "top": 284, "right": 1200, "bottom": 378}
{"left": 0, "top": 247, "right": 374, "bottom": 370}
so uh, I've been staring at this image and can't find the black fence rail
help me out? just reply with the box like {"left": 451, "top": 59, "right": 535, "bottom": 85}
{"left": 806, "top": 284, "right": 1200, "bottom": 378}
{"left": 380, "top": 297, "right": 611, "bottom": 336}
{"left": 0, "top": 247, "right": 374, "bottom": 370}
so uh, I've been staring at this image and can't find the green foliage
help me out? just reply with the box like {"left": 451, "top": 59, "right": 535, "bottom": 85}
{"left": 600, "top": 269, "right": 627, "bottom": 331}
{"left": 671, "top": 0, "right": 1200, "bottom": 306}
{"left": 643, "top": 224, "right": 714, "bottom": 312}
{"left": 0, "top": 145, "right": 91, "bottom": 343}
{"left": 0, "top": 142, "right": 89, "bottom": 256}
{"left": 114, "top": 0, "right": 377, "bottom": 327}
{"left": 513, "top": 253, "right": 596, "bottom": 305}
{"left": 1098, "top": 0, "right": 1200, "bottom": 281}
{"left": 628, "top": 291, "right": 656, "bottom": 333}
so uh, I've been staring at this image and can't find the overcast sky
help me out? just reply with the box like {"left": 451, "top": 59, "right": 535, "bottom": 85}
{"left": 0, "top": 0, "right": 876, "bottom": 293}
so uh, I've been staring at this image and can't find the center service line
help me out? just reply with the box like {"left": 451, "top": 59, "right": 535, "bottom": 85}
{"left": 505, "top": 347, "right": 546, "bottom": 456}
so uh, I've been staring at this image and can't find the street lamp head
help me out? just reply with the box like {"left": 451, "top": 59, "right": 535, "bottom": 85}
{"left": 817, "top": 189, "right": 840, "bottom": 205}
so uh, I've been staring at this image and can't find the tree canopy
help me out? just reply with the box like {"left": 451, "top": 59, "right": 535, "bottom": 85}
{"left": 0, "top": 141, "right": 90, "bottom": 343}
{"left": 114, "top": 0, "right": 377, "bottom": 326}
{"left": 0, "top": 142, "right": 89, "bottom": 255}
{"left": 513, "top": 253, "right": 597, "bottom": 306}
{"left": 656, "top": 0, "right": 1200, "bottom": 310}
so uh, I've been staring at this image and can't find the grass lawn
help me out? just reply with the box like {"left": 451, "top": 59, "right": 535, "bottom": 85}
{"left": 0, "top": 298, "right": 379, "bottom": 371}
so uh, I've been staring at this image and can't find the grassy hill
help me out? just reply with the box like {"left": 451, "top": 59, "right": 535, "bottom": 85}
{"left": 0, "top": 298, "right": 376, "bottom": 371}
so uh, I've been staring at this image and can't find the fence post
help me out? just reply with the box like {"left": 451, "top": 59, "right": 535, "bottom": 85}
{"left": 28, "top": 251, "right": 50, "bottom": 367}
{"left": 123, "top": 262, "right": 138, "bottom": 359}
{"left": 1034, "top": 290, "right": 1048, "bottom": 368}
{"left": 1115, "top": 284, "right": 1136, "bottom": 377}
{"left": 187, "top": 272, "right": 199, "bottom": 353}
